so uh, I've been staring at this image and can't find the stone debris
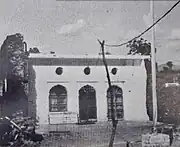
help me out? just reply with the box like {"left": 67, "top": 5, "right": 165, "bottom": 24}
{"left": 142, "top": 133, "right": 170, "bottom": 147}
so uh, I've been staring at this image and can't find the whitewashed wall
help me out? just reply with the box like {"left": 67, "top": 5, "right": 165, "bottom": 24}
{"left": 29, "top": 61, "right": 149, "bottom": 125}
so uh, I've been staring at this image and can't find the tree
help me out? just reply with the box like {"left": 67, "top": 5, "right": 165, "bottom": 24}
{"left": 128, "top": 38, "right": 149, "bottom": 55}
{"left": 166, "top": 61, "right": 173, "bottom": 71}
{"left": 127, "top": 38, "right": 154, "bottom": 73}
{"left": 98, "top": 40, "right": 117, "bottom": 147}
{"left": 126, "top": 38, "right": 157, "bottom": 121}
{"left": 29, "top": 47, "right": 40, "bottom": 53}
{"left": 163, "top": 66, "right": 169, "bottom": 72}
{"left": 127, "top": 38, "right": 157, "bottom": 55}
{"left": 127, "top": 38, "right": 158, "bottom": 72}
{"left": 0, "top": 33, "right": 28, "bottom": 93}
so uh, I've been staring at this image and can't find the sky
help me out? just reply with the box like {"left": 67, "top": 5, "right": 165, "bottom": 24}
{"left": 0, "top": 0, "right": 180, "bottom": 64}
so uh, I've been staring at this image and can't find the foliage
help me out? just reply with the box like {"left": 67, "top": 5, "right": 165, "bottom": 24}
{"left": 163, "top": 66, "right": 169, "bottom": 72}
{"left": 161, "top": 61, "right": 174, "bottom": 72}
{"left": 127, "top": 38, "right": 155, "bottom": 55}
{"left": 166, "top": 61, "right": 173, "bottom": 70}
{"left": 29, "top": 47, "right": 40, "bottom": 53}
{"left": 126, "top": 38, "right": 157, "bottom": 73}
{"left": 146, "top": 72, "right": 180, "bottom": 124}
{"left": 156, "top": 72, "right": 180, "bottom": 125}
{"left": 0, "top": 33, "right": 28, "bottom": 81}
{"left": 126, "top": 38, "right": 157, "bottom": 121}
{"left": 0, "top": 33, "right": 30, "bottom": 99}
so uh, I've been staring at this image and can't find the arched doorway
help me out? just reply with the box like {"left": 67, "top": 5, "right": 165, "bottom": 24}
{"left": 107, "top": 85, "right": 123, "bottom": 120}
{"left": 79, "top": 85, "right": 97, "bottom": 123}
{"left": 49, "top": 85, "right": 67, "bottom": 112}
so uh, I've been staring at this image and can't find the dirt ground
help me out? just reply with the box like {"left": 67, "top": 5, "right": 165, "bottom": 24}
{"left": 38, "top": 121, "right": 153, "bottom": 147}
{"left": 37, "top": 121, "right": 180, "bottom": 147}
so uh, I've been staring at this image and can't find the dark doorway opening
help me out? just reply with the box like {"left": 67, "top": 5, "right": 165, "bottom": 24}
{"left": 78, "top": 85, "right": 97, "bottom": 124}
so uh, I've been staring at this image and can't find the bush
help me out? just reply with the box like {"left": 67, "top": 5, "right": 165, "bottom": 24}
{"left": 147, "top": 71, "right": 180, "bottom": 125}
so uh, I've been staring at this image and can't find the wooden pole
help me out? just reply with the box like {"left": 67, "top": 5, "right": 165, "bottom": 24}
{"left": 98, "top": 39, "right": 118, "bottom": 147}
{"left": 150, "top": 0, "right": 158, "bottom": 132}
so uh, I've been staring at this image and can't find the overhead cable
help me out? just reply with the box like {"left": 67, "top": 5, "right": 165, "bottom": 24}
{"left": 104, "top": 0, "right": 180, "bottom": 47}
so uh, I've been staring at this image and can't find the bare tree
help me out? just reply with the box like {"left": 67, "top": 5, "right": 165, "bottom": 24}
{"left": 98, "top": 40, "right": 117, "bottom": 147}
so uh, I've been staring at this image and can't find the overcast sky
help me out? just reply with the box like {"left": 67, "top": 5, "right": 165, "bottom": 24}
{"left": 0, "top": 0, "right": 180, "bottom": 64}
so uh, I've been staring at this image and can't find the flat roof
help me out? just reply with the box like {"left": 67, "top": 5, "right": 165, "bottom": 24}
{"left": 28, "top": 53, "right": 149, "bottom": 66}
{"left": 29, "top": 53, "right": 150, "bottom": 59}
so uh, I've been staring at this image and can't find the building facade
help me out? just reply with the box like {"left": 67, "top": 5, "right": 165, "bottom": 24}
{"left": 28, "top": 53, "right": 150, "bottom": 125}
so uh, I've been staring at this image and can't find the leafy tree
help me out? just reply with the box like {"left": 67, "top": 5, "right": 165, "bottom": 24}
{"left": 166, "top": 61, "right": 173, "bottom": 70}
{"left": 127, "top": 38, "right": 153, "bottom": 73}
{"left": 127, "top": 38, "right": 158, "bottom": 72}
{"left": 127, "top": 38, "right": 157, "bottom": 55}
{"left": 0, "top": 33, "right": 28, "bottom": 93}
{"left": 7, "top": 34, "right": 27, "bottom": 80}
{"left": 128, "top": 38, "right": 149, "bottom": 55}
{"left": 163, "top": 66, "right": 169, "bottom": 72}
{"left": 126, "top": 38, "right": 157, "bottom": 121}
{"left": 29, "top": 47, "right": 40, "bottom": 53}
{"left": 50, "top": 51, "right": 55, "bottom": 54}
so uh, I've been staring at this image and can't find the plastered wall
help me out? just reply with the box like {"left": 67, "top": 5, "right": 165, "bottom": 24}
{"left": 28, "top": 63, "right": 149, "bottom": 125}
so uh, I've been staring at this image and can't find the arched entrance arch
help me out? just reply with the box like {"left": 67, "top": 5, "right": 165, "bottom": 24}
{"left": 79, "top": 85, "right": 97, "bottom": 123}
{"left": 49, "top": 85, "right": 67, "bottom": 112}
{"left": 107, "top": 85, "right": 124, "bottom": 120}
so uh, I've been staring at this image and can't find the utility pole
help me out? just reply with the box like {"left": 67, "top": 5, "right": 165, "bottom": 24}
{"left": 150, "top": 0, "right": 158, "bottom": 132}
{"left": 98, "top": 39, "right": 118, "bottom": 147}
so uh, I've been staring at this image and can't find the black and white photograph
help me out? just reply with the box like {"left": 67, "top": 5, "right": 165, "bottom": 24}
{"left": 0, "top": 0, "right": 180, "bottom": 146}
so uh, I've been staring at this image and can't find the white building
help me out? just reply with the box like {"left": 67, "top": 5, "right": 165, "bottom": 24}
{"left": 27, "top": 53, "right": 150, "bottom": 125}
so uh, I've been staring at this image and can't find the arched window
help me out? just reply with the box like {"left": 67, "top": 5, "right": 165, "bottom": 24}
{"left": 49, "top": 85, "right": 67, "bottom": 112}
{"left": 107, "top": 85, "right": 123, "bottom": 120}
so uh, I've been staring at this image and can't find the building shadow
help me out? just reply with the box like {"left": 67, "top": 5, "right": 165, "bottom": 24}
{"left": 0, "top": 79, "right": 28, "bottom": 117}
{"left": 0, "top": 64, "right": 37, "bottom": 119}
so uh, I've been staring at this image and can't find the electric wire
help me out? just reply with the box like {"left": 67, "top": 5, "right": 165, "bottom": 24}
{"left": 104, "top": 0, "right": 180, "bottom": 48}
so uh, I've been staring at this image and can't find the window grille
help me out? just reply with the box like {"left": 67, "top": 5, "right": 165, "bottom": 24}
{"left": 49, "top": 85, "right": 67, "bottom": 112}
